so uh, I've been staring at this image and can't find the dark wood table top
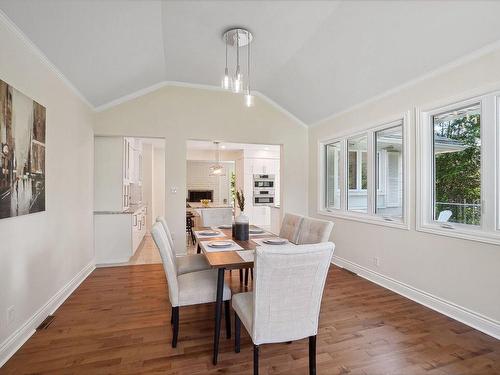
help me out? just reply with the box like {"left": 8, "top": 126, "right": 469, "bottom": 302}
{"left": 193, "top": 226, "right": 275, "bottom": 269}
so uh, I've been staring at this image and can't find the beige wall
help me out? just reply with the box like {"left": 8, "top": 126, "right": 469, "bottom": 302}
{"left": 309, "top": 49, "right": 500, "bottom": 331}
{"left": 94, "top": 86, "right": 308, "bottom": 253}
{"left": 0, "top": 16, "right": 94, "bottom": 362}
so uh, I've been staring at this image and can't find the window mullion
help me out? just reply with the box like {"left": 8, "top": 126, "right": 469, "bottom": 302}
{"left": 481, "top": 96, "right": 496, "bottom": 232}
{"left": 367, "top": 131, "right": 375, "bottom": 215}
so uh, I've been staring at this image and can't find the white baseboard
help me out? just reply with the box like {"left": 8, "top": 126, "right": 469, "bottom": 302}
{"left": 0, "top": 261, "right": 95, "bottom": 367}
{"left": 332, "top": 255, "right": 500, "bottom": 340}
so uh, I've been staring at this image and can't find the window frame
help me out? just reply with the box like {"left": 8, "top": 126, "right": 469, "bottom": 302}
{"left": 416, "top": 92, "right": 499, "bottom": 245}
{"left": 318, "top": 112, "right": 410, "bottom": 230}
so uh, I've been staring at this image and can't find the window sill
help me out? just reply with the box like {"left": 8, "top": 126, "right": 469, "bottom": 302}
{"left": 318, "top": 209, "right": 409, "bottom": 230}
{"left": 416, "top": 223, "right": 500, "bottom": 246}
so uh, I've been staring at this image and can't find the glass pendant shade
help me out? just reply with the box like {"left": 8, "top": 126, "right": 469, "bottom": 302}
{"left": 233, "top": 67, "right": 243, "bottom": 93}
{"left": 244, "top": 91, "right": 254, "bottom": 107}
{"left": 221, "top": 67, "right": 231, "bottom": 90}
{"left": 209, "top": 164, "right": 225, "bottom": 176}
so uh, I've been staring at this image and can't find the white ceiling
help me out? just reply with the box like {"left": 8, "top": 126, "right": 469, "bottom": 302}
{"left": 1, "top": 1, "right": 500, "bottom": 124}
{"left": 187, "top": 140, "right": 279, "bottom": 152}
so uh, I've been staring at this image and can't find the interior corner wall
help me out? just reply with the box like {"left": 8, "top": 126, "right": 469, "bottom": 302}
{"left": 308, "top": 48, "right": 500, "bottom": 333}
{"left": 0, "top": 16, "right": 95, "bottom": 365}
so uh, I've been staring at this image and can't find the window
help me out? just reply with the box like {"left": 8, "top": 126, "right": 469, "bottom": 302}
{"left": 375, "top": 125, "right": 403, "bottom": 218}
{"left": 418, "top": 92, "right": 499, "bottom": 245}
{"left": 319, "top": 114, "right": 408, "bottom": 228}
{"left": 432, "top": 104, "right": 481, "bottom": 226}
{"left": 325, "top": 142, "right": 341, "bottom": 209}
{"left": 347, "top": 135, "right": 368, "bottom": 212}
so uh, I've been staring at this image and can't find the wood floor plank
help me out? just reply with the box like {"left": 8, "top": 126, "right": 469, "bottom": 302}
{"left": 1, "top": 263, "right": 499, "bottom": 374}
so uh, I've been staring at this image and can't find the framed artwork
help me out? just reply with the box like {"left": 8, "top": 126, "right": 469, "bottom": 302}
{"left": 0, "top": 79, "right": 46, "bottom": 219}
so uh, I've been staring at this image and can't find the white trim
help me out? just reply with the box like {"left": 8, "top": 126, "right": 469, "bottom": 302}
{"left": 0, "top": 261, "right": 95, "bottom": 367}
{"left": 332, "top": 255, "right": 500, "bottom": 340}
{"left": 310, "top": 40, "right": 500, "bottom": 128}
{"left": 317, "top": 112, "right": 410, "bottom": 227}
{"left": 319, "top": 209, "right": 409, "bottom": 230}
{"left": 94, "top": 81, "right": 308, "bottom": 128}
{"left": 416, "top": 90, "right": 500, "bottom": 245}
{"left": 0, "top": 10, "right": 93, "bottom": 109}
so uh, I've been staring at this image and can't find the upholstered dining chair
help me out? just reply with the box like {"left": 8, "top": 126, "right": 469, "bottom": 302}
{"left": 151, "top": 222, "right": 232, "bottom": 348}
{"left": 297, "top": 217, "right": 334, "bottom": 244}
{"left": 279, "top": 213, "right": 304, "bottom": 243}
{"left": 156, "top": 217, "right": 210, "bottom": 275}
{"left": 232, "top": 242, "right": 335, "bottom": 375}
{"left": 199, "top": 207, "right": 233, "bottom": 227}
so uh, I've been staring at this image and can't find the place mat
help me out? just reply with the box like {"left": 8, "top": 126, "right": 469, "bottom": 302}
{"left": 194, "top": 230, "right": 226, "bottom": 239}
{"left": 200, "top": 240, "right": 243, "bottom": 253}
{"left": 249, "top": 228, "right": 269, "bottom": 237}
{"left": 236, "top": 250, "right": 255, "bottom": 262}
{"left": 253, "top": 237, "right": 293, "bottom": 247}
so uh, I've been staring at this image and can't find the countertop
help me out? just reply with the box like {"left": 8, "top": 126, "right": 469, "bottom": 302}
{"left": 94, "top": 203, "right": 147, "bottom": 215}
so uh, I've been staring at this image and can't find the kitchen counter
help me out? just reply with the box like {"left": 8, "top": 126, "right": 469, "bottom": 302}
{"left": 94, "top": 203, "right": 146, "bottom": 215}
{"left": 187, "top": 202, "right": 232, "bottom": 209}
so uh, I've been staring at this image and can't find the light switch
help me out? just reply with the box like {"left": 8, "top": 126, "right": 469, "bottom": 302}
{"left": 170, "top": 187, "right": 177, "bottom": 194}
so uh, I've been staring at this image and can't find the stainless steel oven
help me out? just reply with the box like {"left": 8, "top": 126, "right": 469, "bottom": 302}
{"left": 253, "top": 174, "right": 275, "bottom": 189}
{"left": 253, "top": 174, "right": 275, "bottom": 206}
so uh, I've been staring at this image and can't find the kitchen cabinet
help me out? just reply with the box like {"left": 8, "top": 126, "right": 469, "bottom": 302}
{"left": 94, "top": 205, "right": 148, "bottom": 265}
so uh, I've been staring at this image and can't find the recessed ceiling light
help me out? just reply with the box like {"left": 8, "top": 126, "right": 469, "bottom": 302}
{"left": 264, "top": 147, "right": 269, "bottom": 151}
{"left": 221, "top": 145, "right": 226, "bottom": 149}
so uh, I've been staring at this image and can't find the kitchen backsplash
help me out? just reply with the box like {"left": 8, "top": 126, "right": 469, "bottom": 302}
{"left": 129, "top": 183, "right": 143, "bottom": 204}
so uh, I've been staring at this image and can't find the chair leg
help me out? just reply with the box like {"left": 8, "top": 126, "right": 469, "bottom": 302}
{"left": 309, "top": 335, "right": 316, "bottom": 375}
{"left": 244, "top": 269, "right": 249, "bottom": 286}
{"left": 172, "top": 306, "right": 179, "bottom": 348}
{"left": 224, "top": 300, "right": 231, "bottom": 339}
{"left": 253, "top": 344, "right": 259, "bottom": 375}
{"left": 250, "top": 267, "right": 253, "bottom": 280}
{"left": 239, "top": 269, "right": 243, "bottom": 284}
{"left": 170, "top": 307, "right": 174, "bottom": 325}
{"left": 234, "top": 313, "right": 241, "bottom": 353}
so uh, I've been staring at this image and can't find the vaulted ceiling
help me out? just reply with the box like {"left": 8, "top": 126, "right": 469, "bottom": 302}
{"left": 1, "top": 0, "right": 500, "bottom": 124}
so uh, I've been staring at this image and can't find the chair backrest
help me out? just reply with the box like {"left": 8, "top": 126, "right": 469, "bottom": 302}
{"left": 297, "top": 217, "right": 334, "bottom": 244}
{"left": 252, "top": 242, "right": 335, "bottom": 345}
{"left": 437, "top": 210, "right": 452, "bottom": 223}
{"left": 200, "top": 208, "right": 233, "bottom": 227}
{"left": 279, "top": 213, "right": 304, "bottom": 244}
{"left": 151, "top": 222, "right": 179, "bottom": 306}
{"left": 156, "top": 216, "right": 175, "bottom": 249}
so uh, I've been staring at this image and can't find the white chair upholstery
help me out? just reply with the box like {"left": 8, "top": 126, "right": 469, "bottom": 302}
{"left": 199, "top": 207, "right": 233, "bottom": 227}
{"left": 156, "top": 216, "right": 210, "bottom": 275}
{"left": 151, "top": 222, "right": 230, "bottom": 307}
{"left": 151, "top": 222, "right": 232, "bottom": 347}
{"left": 232, "top": 242, "right": 335, "bottom": 345}
{"left": 278, "top": 213, "right": 304, "bottom": 244}
{"left": 297, "top": 217, "right": 334, "bottom": 244}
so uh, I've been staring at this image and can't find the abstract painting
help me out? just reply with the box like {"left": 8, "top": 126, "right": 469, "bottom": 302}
{"left": 0, "top": 79, "right": 46, "bottom": 219}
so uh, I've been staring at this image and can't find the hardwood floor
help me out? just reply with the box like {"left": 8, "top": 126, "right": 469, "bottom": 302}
{"left": 2, "top": 264, "right": 499, "bottom": 374}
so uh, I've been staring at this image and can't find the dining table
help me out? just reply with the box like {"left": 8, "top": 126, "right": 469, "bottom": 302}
{"left": 192, "top": 225, "right": 285, "bottom": 365}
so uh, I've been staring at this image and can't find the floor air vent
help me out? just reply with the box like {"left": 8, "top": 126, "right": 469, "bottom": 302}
{"left": 36, "top": 315, "right": 56, "bottom": 330}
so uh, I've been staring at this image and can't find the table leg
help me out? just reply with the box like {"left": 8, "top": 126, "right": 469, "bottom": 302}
{"left": 213, "top": 268, "right": 225, "bottom": 365}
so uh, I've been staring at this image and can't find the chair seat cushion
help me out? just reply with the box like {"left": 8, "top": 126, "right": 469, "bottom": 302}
{"left": 176, "top": 254, "right": 210, "bottom": 275}
{"left": 232, "top": 292, "right": 253, "bottom": 335}
{"left": 178, "top": 269, "right": 231, "bottom": 306}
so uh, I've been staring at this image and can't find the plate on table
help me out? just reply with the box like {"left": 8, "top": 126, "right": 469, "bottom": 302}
{"left": 249, "top": 228, "right": 265, "bottom": 234}
{"left": 208, "top": 240, "right": 233, "bottom": 248}
{"left": 263, "top": 238, "right": 288, "bottom": 245}
{"left": 199, "top": 230, "right": 220, "bottom": 236}
{"left": 218, "top": 225, "right": 232, "bottom": 229}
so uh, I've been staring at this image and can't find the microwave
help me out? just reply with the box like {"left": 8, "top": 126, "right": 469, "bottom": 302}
{"left": 254, "top": 196, "right": 274, "bottom": 206}
{"left": 253, "top": 174, "right": 275, "bottom": 188}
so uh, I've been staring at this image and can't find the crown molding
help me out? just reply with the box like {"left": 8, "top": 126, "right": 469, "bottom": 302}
{"left": 95, "top": 80, "right": 308, "bottom": 128}
{"left": 0, "top": 9, "right": 94, "bottom": 109}
{"left": 310, "top": 39, "right": 500, "bottom": 128}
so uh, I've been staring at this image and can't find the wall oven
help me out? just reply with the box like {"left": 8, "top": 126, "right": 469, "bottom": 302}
{"left": 253, "top": 174, "right": 276, "bottom": 206}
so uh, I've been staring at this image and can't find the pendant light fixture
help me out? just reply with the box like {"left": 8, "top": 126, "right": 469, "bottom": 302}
{"left": 209, "top": 141, "right": 225, "bottom": 177}
{"left": 221, "top": 33, "right": 231, "bottom": 90}
{"left": 244, "top": 29, "right": 254, "bottom": 107}
{"left": 221, "top": 28, "right": 254, "bottom": 107}
{"left": 233, "top": 31, "right": 242, "bottom": 93}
